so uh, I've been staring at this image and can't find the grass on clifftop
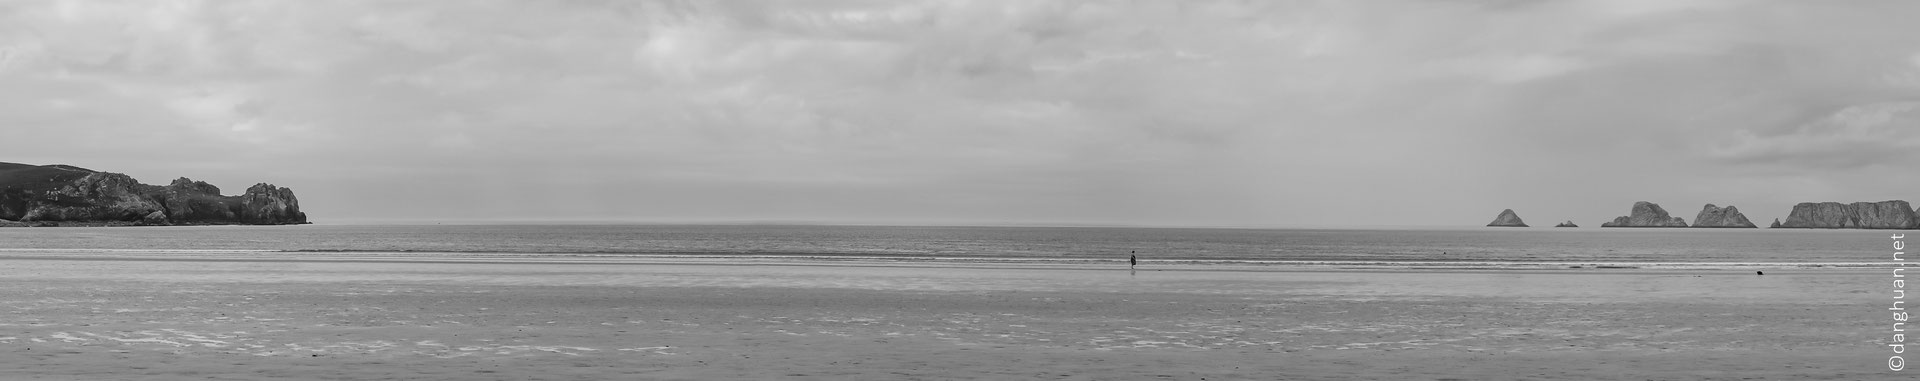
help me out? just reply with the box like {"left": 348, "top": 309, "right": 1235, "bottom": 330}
{"left": 0, "top": 162, "right": 97, "bottom": 193}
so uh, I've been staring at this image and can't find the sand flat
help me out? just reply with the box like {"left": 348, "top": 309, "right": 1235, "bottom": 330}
{"left": 0, "top": 254, "right": 1898, "bottom": 380}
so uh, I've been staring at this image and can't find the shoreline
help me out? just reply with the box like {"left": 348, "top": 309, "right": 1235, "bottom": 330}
{"left": 0, "top": 220, "right": 313, "bottom": 227}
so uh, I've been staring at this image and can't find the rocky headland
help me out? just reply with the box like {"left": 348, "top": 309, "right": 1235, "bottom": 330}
{"left": 1775, "top": 200, "right": 1917, "bottom": 229}
{"left": 1600, "top": 201, "right": 1688, "bottom": 227}
{"left": 1691, "top": 204, "right": 1757, "bottom": 228}
{"left": 0, "top": 162, "right": 306, "bottom": 226}
{"left": 1486, "top": 209, "right": 1528, "bottom": 227}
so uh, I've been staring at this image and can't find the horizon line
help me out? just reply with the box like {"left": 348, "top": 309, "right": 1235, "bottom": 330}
{"left": 304, "top": 218, "right": 1475, "bottom": 230}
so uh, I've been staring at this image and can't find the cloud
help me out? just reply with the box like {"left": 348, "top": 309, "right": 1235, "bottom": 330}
{"left": 1709, "top": 101, "right": 1920, "bottom": 170}
{"left": 1425, "top": 54, "right": 1590, "bottom": 83}
{"left": 3, "top": 0, "right": 1920, "bottom": 225}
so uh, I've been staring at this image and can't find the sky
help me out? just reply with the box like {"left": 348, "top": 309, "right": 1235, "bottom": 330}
{"left": 4, "top": 0, "right": 1920, "bottom": 227}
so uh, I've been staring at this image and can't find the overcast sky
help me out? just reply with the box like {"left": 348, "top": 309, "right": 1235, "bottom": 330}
{"left": 5, "top": 0, "right": 1920, "bottom": 226}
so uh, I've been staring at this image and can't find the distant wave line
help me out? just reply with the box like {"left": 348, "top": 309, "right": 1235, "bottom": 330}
{"left": 273, "top": 249, "right": 1889, "bottom": 265}
{"left": 0, "top": 248, "right": 1889, "bottom": 269}
{"left": 0, "top": 248, "right": 280, "bottom": 253}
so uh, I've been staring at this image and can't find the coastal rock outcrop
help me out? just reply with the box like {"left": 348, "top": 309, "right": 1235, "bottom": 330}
{"left": 19, "top": 172, "right": 164, "bottom": 222}
{"left": 0, "top": 162, "right": 308, "bottom": 225}
{"left": 161, "top": 177, "right": 237, "bottom": 221}
{"left": 1777, "top": 201, "right": 1917, "bottom": 229}
{"left": 1770, "top": 218, "right": 1783, "bottom": 228}
{"left": 1600, "top": 201, "right": 1688, "bottom": 227}
{"left": 1554, "top": 221, "right": 1578, "bottom": 227}
{"left": 1486, "top": 209, "right": 1528, "bottom": 227}
{"left": 238, "top": 183, "right": 305, "bottom": 224}
{"left": 1691, "top": 204, "right": 1757, "bottom": 228}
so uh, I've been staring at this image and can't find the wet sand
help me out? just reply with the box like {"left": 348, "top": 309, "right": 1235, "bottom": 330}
{"left": 0, "top": 255, "right": 1898, "bottom": 380}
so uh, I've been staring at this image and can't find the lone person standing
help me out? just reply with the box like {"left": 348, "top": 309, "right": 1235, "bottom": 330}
{"left": 1130, "top": 251, "right": 1137, "bottom": 269}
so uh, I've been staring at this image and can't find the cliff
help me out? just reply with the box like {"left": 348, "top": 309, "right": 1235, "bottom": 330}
{"left": 0, "top": 162, "right": 307, "bottom": 226}
{"left": 1691, "top": 204, "right": 1757, "bottom": 228}
{"left": 1600, "top": 201, "right": 1688, "bottom": 227}
{"left": 1777, "top": 201, "right": 1917, "bottom": 229}
{"left": 1486, "top": 209, "right": 1528, "bottom": 227}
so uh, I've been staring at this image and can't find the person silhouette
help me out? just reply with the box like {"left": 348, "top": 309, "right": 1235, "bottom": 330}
{"left": 1130, "top": 251, "right": 1137, "bottom": 269}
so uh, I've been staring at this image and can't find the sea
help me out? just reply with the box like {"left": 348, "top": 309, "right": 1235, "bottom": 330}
{"left": 0, "top": 224, "right": 1906, "bottom": 268}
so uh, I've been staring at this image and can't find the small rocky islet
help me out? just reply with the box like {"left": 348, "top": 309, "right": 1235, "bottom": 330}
{"left": 1485, "top": 209, "right": 1528, "bottom": 227}
{"left": 1691, "top": 204, "right": 1756, "bottom": 228}
{"left": 1601, "top": 201, "right": 1690, "bottom": 227}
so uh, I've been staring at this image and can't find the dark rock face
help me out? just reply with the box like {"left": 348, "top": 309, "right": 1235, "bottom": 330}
{"left": 20, "top": 172, "right": 164, "bottom": 222}
{"left": 1692, "top": 204, "right": 1757, "bottom": 228}
{"left": 141, "top": 210, "right": 170, "bottom": 225}
{"left": 0, "top": 162, "right": 307, "bottom": 225}
{"left": 1781, "top": 202, "right": 1852, "bottom": 228}
{"left": 1769, "top": 218, "right": 1783, "bottom": 228}
{"left": 1487, "top": 209, "right": 1528, "bottom": 227}
{"left": 1600, "top": 201, "right": 1688, "bottom": 227}
{"left": 1851, "top": 201, "right": 1918, "bottom": 229}
{"left": 1554, "top": 221, "right": 1578, "bottom": 227}
{"left": 162, "top": 177, "right": 238, "bottom": 221}
{"left": 1778, "top": 201, "right": 1917, "bottom": 229}
{"left": 169, "top": 177, "right": 221, "bottom": 195}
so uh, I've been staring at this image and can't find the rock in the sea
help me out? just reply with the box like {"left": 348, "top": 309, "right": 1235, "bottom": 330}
{"left": 1781, "top": 202, "right": 1852, "bottom": 228}
{"left": 1777, "top": 200, "right": 1918, "bottom": 229}
{"left": 1554, "top": 221, "right": 1578, "bottom": 227}
{"left": 1691, "top": 204, "right": 1757, "bottom": 228}
{"left": 0, "top": 162, "right": 308, "bottom": 225}
{"left": 1600, "top": 201, "right": 1688, "bottom": 227}
{"left": 1769, "top": 218, "right": 1782, "bottom": 228}
{"left": 1487, "top": 209, "right": 1528, "bottom": 227}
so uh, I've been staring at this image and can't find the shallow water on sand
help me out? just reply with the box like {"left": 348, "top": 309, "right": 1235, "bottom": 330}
{"left": 0, "top": 224, "right": 1905, "bottom": 264}
{"left": 0, "top": 258, "right": 1891, "bottom": 380}
{"left": 8, "top": 258, "right": 1871, "bottom": 304}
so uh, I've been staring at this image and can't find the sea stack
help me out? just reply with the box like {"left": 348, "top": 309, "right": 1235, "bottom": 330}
{"left": 1600, "top": 201, "right": 1688, "bottom": 227}
{"left": 1777, "top": 200, "right": 1918, "bottom": 229}
{"left": 1554, "top": 221, "right": 1578, "bottom": 227}
{"left": 1691, "top": 204, "right": 1757, "bottom": 228}
{"left": 1486, "top": 209, "right": 1528, "bottom": 227}
{"left": 1769, "top": 218, "right": 1783, "bottom": 228}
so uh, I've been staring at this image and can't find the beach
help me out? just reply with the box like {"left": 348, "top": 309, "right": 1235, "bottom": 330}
{"left": 0, "top": 254, "right": 1894, "bottom": 380}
